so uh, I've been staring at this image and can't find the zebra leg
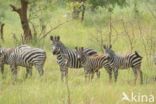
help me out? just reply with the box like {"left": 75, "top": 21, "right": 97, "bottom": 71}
{"left": 96, "top": 71, "right": 100, "bottom": 78}
{"left": 10, "top": 65, "right": 17, "bottom": 80}
{"left": 0, "top": 65, "right": 4, "bottom": 74}
{"left": 136, "top": 67, "right": 143, "bottom": 84}
{"left": 132, "top": 68, "right": 138, "bottom": 84}
{"left": 88, "top": 72, "right": 91, "bottom": 81}
{"left": 60, "top": 67, "right": 65, "bottom": 81}
{"left": 113, "top": 68, "right": 118, "bottom": 82}
{"left": 35, "top": 64, "right": 44, "bottom": 76}
{"left": 139, "top": 70, "right": 143, "bottom": 84}
{"left": 85, "top": 72, "right": 88, "bottom": 81}
{"left": 60, "top": 66, "right": 68, "bottom": 81}
{"left": 64, "top": 67, "right": 68, "bottom": 82}
{"left": 84, "top": 70, "right": 89, "bottom": 81}
{"left": 25, "top": 68, "right": 29, "bottom": 78}
{"left": 106, "top": 68, "right": 112, "bottom": 82}
{"left": 0, "top": 65, "right": 4, "bottom": 79}
{"left": 91, "top": 72, "right": 95, "bottom": 80}
{"left": 29, "top": 67, "right": 32, "bottom": 77}
{"left": 25, "top": 67, "right": 32, "bottom": 78}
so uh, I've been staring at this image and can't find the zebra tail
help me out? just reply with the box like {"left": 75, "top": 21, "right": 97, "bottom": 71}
{"left": 135, "top": 51, "right": 143, "bottom": 59}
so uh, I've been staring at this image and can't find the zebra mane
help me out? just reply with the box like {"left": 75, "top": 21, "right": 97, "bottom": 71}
{"left": 58, "top": 41, "right": 68, "bottom": 52}
{"left": 107, "top": 48, "right": 116, "bottom": 58}
{"left": 135, "top": 51, "right": 143, "bottom": 58}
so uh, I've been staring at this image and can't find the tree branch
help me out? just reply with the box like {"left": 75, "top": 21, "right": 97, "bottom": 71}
{"left": 39, "top": 19, "right": 72, "bottom": 40}
{"left": 10, "top": 4, "right": 21, "bottom": 14}
{"left": 0, "top": 23, "right": 5, "bottom": 41}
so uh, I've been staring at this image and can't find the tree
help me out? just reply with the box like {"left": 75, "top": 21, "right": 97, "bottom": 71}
{"left": 68, "top": 0, "right": 86, "bottom": 21}
{"left": 10, "top": 0, "right": 32, "bottom": 42}
{"left": 0, "top": 0, "right": 8, "bottom": 41}
{"left": 0, "top": 23, "right": 5, "bottom": 41}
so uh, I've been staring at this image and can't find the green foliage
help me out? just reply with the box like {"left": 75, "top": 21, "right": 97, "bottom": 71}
{"left": 67, "top": 1, "right": 82, "bottom": 10}
{"left": 0, "top": 0, "right": 10, "bottom": 21}
{"left": 88, "top": 0, "right": 127, "bottom": 9}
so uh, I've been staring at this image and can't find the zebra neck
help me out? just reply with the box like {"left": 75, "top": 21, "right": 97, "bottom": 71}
{"left": 59, "top": 45, "right": 68, "bottom": 54}
{"left": 81, "top": 56, "right": 87, "bottom": 65}
{"left": 61, "top": 49, "right": 68, "bottom": 54}
{"left": 58, "top": 42, "right": 68, "bottom": 53}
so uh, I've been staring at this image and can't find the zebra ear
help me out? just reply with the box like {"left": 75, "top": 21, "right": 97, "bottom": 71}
{"left": 0, "top": 50, "right": 4, "bottom": 56}
{"left": 110, "top": 44, "right": 112, "bottom": 49}
{"left": 75, "top": 47, "right": 78, "bottom": 50}
{"left": 81, "top": 47, "right": 84, "bottom": 51}
{"left": 103, "top": 45, "right": 106, "bottom": 49}
{"left": 50, "top": 36, "right": 53, "bottom": 41}
{"left": 57, "top": 36, "right": 60, "bottom": 41}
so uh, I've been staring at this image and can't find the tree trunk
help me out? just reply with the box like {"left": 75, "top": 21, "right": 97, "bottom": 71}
{"left": 10, "top": 0, "right": 32, "bottom": 42}
{"left": 72, "top": 6, "right": 80, "bottom": 19}
{"left": 0, "top": 23, "right": 5, "bottom": 41}
{"left": 81, "top": 2, "right": 85, "bottom": 22}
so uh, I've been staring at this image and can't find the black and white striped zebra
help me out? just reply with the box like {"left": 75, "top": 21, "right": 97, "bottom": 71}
{"left": 75, "top": 47, "right": 111, "bottom": 80}
{"left": 0, "top": 45, "right": 46, "bottom": 79}
{"left": 103, "top": 45, "right": 143, "bottom": 84}
{"left": 50, "top": 36, "right": 98, "bottom": 81}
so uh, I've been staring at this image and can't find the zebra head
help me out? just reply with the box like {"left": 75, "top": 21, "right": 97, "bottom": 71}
{"left": 0, "top": 49, "right": 5, "bottom": 66}
{"left": 103, "top": 44, "right": 115, "bottom": 60}
{"left": 50, "top": 35, "right": 62, "bottom": 55}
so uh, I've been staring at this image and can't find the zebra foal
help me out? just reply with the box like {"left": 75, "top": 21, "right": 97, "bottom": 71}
{"left": 103, "top": 45, "right": 143, "bottom": 84}
{"left": 75, "top": 47, "right": 110, "bottom": 80}
{"left": 0, "top": 45, "right": 46, "bottom": 79}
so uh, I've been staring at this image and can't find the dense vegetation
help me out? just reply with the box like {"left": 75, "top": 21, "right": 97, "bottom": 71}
{"left": 0, "top": 0, "right": 156, "bottom": 104}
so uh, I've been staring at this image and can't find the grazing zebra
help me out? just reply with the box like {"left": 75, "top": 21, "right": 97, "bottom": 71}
{"left": 103, "top": 44, "right": 143, "bottom": 84}
{"left": 0, "top": 45, "right": 46, "bottom": 79}
{"left": 50, "top": 35, "right": 99, "bottom": 81}
{"left": 75, "top": 47, "right": 111, "bottom": 80}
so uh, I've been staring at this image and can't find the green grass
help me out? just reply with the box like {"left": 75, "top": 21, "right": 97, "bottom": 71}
{"left": 0, "top": 3, "right": 156, "bottom": 104}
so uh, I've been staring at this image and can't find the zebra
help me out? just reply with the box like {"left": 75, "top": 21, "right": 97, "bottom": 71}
{"left": 50, "top": 35, "right": 99, "bottom": 81}
{"left": 103, "top": 44, "right": 143, "bottom": 84}
{"left": 75, "top": 47, "right": 111, "bottom": 80}
{"left": 0, "top": 45, "right": 46, "bottom": 79}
